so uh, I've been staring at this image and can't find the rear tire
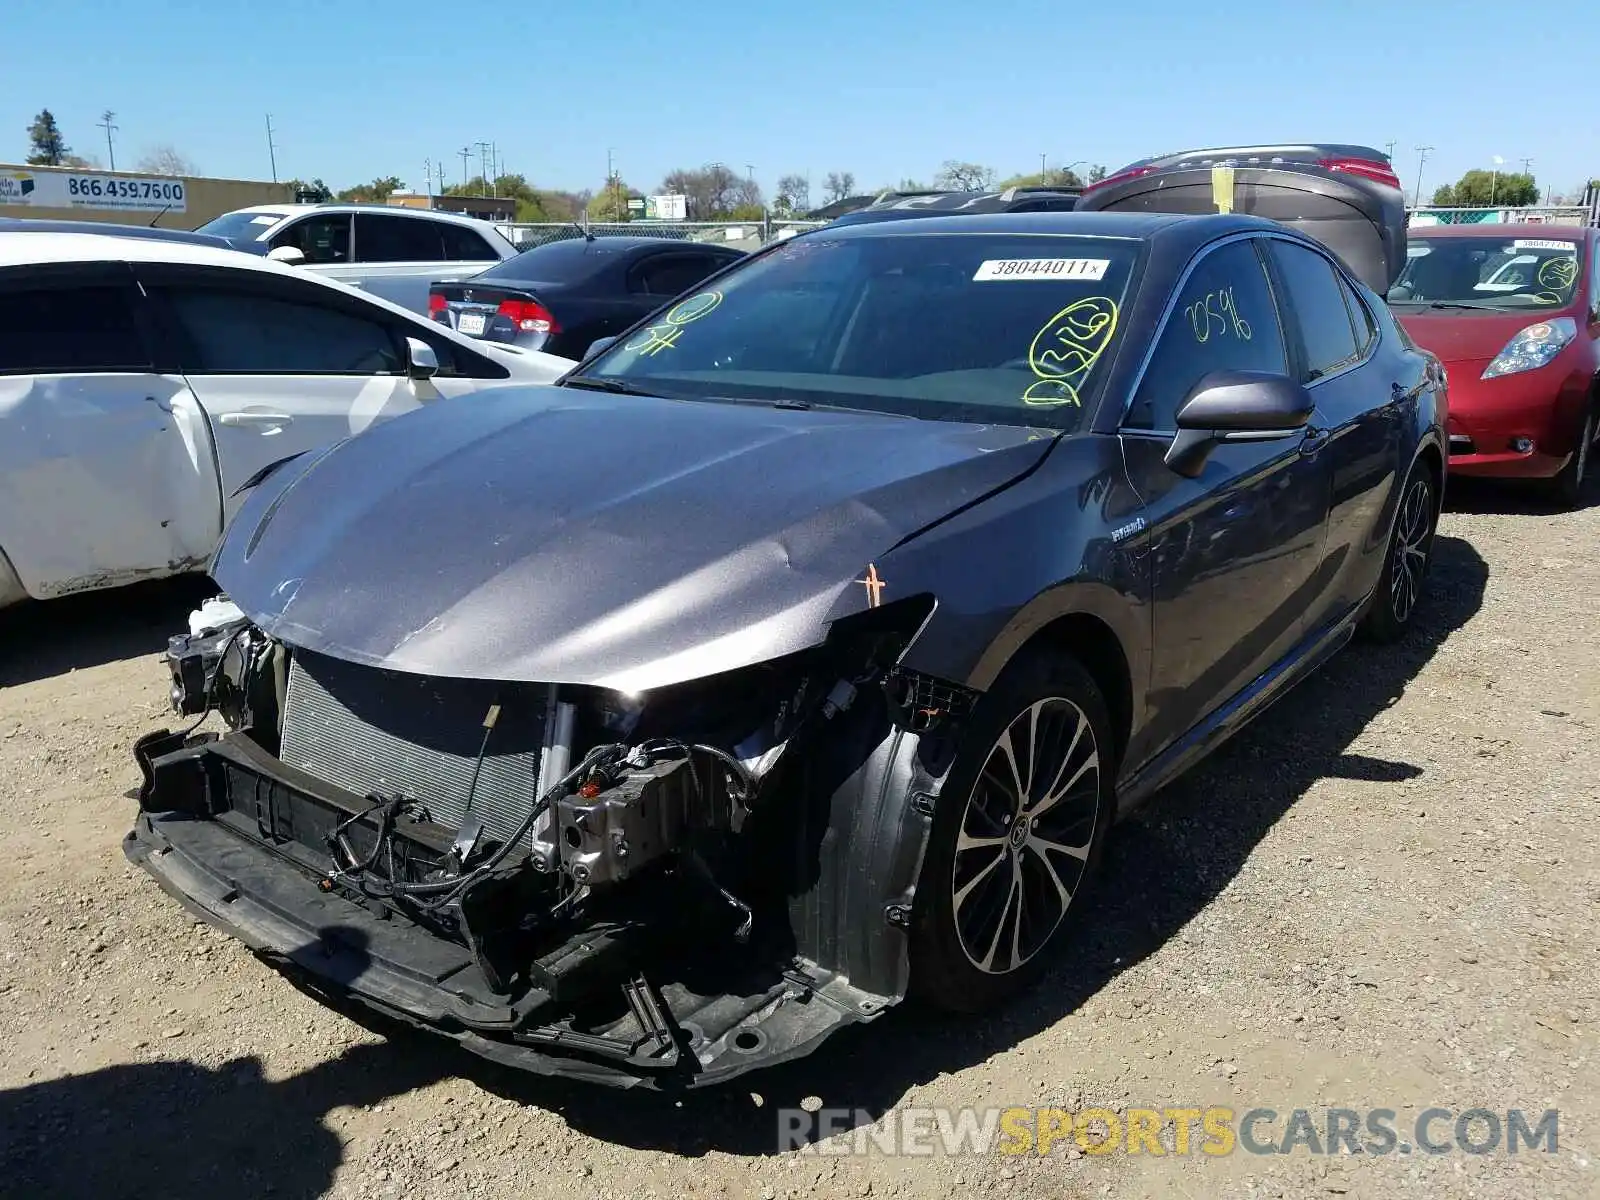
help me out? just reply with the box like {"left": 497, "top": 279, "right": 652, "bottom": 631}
{"left": 1548, "top": 404, "right": 1595, "bottom": 509}
{"left": 1362, "top": 457, "right": 1438, "bottom": 643}
{"left": 909, "top": 649, "right": 1113, "bottom": 1013}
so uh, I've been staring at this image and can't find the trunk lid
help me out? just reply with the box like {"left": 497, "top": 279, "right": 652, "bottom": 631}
{"left": 1076, "top": 143, "right": 1408, "bottom": 294}
{"left": 427, "top": 281, "right": 556, "bottom": 342}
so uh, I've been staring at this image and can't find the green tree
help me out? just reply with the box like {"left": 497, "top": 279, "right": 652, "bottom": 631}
{"left": 1439, "top": 168, "right": 1538, "bottom": 207}
{"left": 26, "top": 109, "right": 69, "bottom": 165}
{"left": 1086, "top": 164, "right": 1108, "bottom": 185}
{"left": 587, "top": 177, "right": 643, "bottom": 222}
{"left": 286, "top": 177, "right": 333, "bottom": 202}
{"left": 336, "top": 175, "right": 404, "bottom": 203}
{"left": 1430, "top": 183, "right": 1457, "bottom": 206}
{"left": 998, "top": 166, "right": 1084, "bottom": 190}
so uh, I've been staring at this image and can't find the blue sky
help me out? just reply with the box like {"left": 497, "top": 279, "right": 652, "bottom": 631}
{"left": 5, "top": 0, "right": 1595, "bottom": 204}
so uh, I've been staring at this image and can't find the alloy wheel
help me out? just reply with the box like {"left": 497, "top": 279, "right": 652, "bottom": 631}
{"left": 951, "top": 697, "right": 1101, "bottom": 975}
{"left": 1390, "top": 475, "right": 1433, "bottom": 625}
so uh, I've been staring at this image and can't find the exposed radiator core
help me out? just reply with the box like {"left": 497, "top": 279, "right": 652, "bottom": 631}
{"left": 279, "top": 651, "right": 549, "bottom": 845}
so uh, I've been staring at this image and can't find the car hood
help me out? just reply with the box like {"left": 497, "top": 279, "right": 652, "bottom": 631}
{"left": 213, "top": 386, "right": 1054, "bottom": 692}
{"left": 1392, "top": 307, "right": 1575, "bottom": 363}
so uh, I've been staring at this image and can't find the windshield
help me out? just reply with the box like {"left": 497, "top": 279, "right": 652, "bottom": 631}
{"left": 193, "top": 210, "right": 285, "bottom": 245}
{"left": 574, "top": 232, "right": 1141, "bottom": 429}
{"left": 474, "top": 236, "right": 614, "bottom": 283}
{"left": 1390, "top": 236, "right": 1583, "bottom": 309}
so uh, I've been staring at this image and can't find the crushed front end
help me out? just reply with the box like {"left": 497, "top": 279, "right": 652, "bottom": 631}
{"left": 125, "top": 595, "right": 971, "bottom": 1088}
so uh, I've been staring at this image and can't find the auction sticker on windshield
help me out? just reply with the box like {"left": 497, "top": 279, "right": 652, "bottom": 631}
{"left": 973, "top": 258, "right": 1110, "bottom": 282}
{"left": 1512, "top": 239, "right": 1575, "bottom": 252}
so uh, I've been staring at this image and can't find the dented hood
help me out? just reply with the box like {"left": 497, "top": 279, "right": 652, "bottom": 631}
{"left": 213, "top": 385, "right": 1052, "bottom": 692}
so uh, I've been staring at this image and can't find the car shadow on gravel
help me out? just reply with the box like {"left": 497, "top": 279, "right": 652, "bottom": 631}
{"left": 0, "top": 1038, "right": 456, "bottom": 1200}
{"left": 448, "top": 533, "right": 1489, "bottom": 1155}
{"left": 1443, "top": 474, "right": 1598, "bottom": 515}
{"left": 0, "top": 575, "right": 217, "bottom": 689}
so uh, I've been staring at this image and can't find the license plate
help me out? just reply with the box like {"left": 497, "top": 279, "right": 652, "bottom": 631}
{"left": 457, "top": 312, "right": 486, "bottom": 336}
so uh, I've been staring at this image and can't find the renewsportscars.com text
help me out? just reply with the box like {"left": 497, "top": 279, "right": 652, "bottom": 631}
{"left": 777, "top": 1106, "right": 1560, "bottom": 1158}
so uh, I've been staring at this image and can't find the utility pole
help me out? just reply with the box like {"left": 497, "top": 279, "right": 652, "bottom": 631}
{"left": 98, "top": 110, "right": 118, "bottom": 171}
{"left": 1384, "top": 140, "right": 1396, "bottom": 161}
{"left": 265, "top": 114, "right": 279, "bottom": 182}
{"left": 1041, "top": 152, "right": 1048, "bottom": 176}
{"left": 1519, "top": 156, "right": 1534, "bottom": 177}
{"left": 475, "top": 141, "right": 492, "bottom": 193}
{"left": 1413, "top": 145, "right": 1433, "bottom": 207}
{"left": 458, "top": 147, "right": 471, "bottom": 189}
{"left": 424, "top": 158, "right": 433, "bottom": 200}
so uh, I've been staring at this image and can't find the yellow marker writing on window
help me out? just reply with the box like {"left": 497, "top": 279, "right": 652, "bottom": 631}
{"left": 1023, "top": 296, "right": 1119, "bottom": 408}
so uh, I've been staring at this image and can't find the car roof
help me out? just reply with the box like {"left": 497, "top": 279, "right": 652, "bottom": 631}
{"left": 805, "top": 208, "right": 1264, "bottom": 245}
{"left": 519, "top": 235, "right": 730, "bottom": 253}
{"left": 225, "top": 203, "right": 504, "bottom": 230}
{"left": 0, "top": 218, "right": 235, "bottom": 248}
{"left": 0, "top": 230, "right": 322, "bottom": 270}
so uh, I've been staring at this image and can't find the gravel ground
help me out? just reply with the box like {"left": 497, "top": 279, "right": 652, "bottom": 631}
{"left": 0, "top": 481, "right": 1595, "bottom": 1200}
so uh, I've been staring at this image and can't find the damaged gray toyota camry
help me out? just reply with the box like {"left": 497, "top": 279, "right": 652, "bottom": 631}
{"left": 126, "top": 147, "right": 1449, "bottom": 1088}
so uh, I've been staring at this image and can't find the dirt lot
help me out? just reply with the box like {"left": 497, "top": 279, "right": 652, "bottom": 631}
{"left": 1, "top": 482, "right": 1595, "bottom": 1200}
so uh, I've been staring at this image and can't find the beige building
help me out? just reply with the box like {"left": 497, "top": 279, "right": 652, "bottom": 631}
{"left": 0, "top": 162, "right": 293, "bottom": 229}
{"left": 387, "top": 190, "right": 517, "bottom": 222}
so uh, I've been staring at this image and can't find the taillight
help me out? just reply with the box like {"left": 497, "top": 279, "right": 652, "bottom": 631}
{"left": 427, "top": 292, "right": 447, "bottom": 320}
{"left": 1080, "top": 164, "right": 1157, "bottom": 196}
{"left": 1317, "top": 156, "right": 1401, "bottom": 189}
{"left": 497, "top": 298, "right": 559, "bottom": 334}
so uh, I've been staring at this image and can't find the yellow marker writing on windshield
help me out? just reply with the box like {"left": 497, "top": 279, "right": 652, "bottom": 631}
{"left": 1023, "top": 296, "right": 1119, "bottom": 407}
{"left": 1537, "top": 257, "right": 1577, "bottom": 290}
{"left": 623, "top": 289, "right": 724, "bottom": 356}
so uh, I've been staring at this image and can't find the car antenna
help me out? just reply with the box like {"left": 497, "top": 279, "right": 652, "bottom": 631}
{"left": 148, "top": 204, "right": 172, "bottom": 228}
{"left": 570, "top": 220, "right": 595, "bottom": 243}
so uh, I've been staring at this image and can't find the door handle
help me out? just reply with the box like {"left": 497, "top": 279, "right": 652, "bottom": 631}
{"left": 218, "top": 411, "right": 293, "bottom": 429}
{"left": 1298, "top": 424, "right": 1330, "bottom": 456}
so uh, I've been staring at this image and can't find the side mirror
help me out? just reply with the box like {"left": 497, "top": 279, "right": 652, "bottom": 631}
{"left": 266, "top": 245, "right": 306, "bottom": 265}
{"left": 1163, "top": 371, "right": 1314, "bottom": 478}
{"left": 405, "top": 337, "right": 439, "bottom": 381}
{"left": 582, "top": 335, "right": 618, "bottom": 362}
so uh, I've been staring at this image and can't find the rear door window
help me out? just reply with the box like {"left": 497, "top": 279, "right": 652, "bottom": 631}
{"left": 1127, "top": 238, "right": 1289, "bottom": 429}
{"left": 160, "top": 286, "right": 402, "bottom": 375}
{"left": 355, "top": 214, "right": 448, "bottom": 263}
{"left": 0, "top": 279, "right": 151, "bottom": 373}
{"left": 440, "top": 224, "right": 499, "bottom": 261}
{"left": 1265, "top": 239, "right": 1360, "bottom": 381}
{"left": 269, "top": 214, "right": 352, "bottom": 264}
{"left": 629, "top": 253, "right": 729, "bottom": 297}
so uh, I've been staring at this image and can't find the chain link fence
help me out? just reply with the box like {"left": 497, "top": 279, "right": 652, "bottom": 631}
{"left": 1407, "top": 204, "right": 1599, "bottom": 227}
{"left": 498, "top": 218, "right": 828, "bottom": 252}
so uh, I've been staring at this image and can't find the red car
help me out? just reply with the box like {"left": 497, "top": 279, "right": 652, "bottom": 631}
{"left": 1390, "top": 223, "right": 1598, "bottom": 505}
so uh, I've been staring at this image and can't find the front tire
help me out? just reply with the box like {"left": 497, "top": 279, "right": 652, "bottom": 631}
{"left": 909, "top": 650, "right": 1113, "bottom": 1013}
{"left": 1362, "top": 458, "right": 1438, "bottom": 643}
{"left": 1548, "top": 404, "right": 1594, "bottom": 509}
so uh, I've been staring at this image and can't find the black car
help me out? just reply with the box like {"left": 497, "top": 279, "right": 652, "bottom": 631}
{"left": 427, "top": 235, "right": 746, "bottom": 359}
{"left": 126, "top": 144, "right": 1447, "bottom": 1089}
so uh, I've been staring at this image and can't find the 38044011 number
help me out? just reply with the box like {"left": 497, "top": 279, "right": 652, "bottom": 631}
{"left": 1185, "top": 286, "right": 1251, "bottom": 344}
{"left": 65, "top": 176, "right": 186, "bottom": 202}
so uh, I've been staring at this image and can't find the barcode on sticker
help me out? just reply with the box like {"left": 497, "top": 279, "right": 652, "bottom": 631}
{"left": 1512, "top": 239, "right": 1574, "bottom": 251}
{"left": 973, "top": 258, "right": 1110, "bottom": 281}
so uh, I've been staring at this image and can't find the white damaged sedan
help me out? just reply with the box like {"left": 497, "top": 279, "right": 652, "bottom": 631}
{"left": 0, "top": 230, "right": 574, "bottom": 610}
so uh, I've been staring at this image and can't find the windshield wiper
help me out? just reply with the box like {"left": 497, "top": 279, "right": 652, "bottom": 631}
{"left": 559, "top": 377, "right": 658, "bottom": 396}
{"left": 1392, "top": 300, "right": 1500, "bottom": 311}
